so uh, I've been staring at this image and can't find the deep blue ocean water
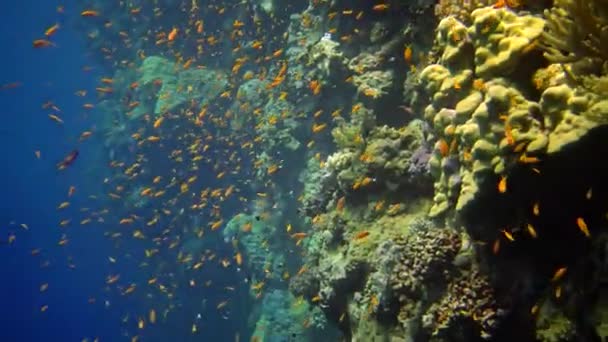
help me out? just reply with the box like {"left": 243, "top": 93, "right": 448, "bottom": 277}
{"left": 0, "top": 1, "right": 243, "bottom": 341}
{"left": 0, "top": 1, "right": 116, "bottom": 340}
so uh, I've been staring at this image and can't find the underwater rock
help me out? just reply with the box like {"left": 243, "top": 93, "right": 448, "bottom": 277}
{"left": 138, "top": 56, "right": 229, "bottom": 114}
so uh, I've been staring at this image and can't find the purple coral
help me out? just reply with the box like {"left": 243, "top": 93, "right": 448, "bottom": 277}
{"left": 408, "top": 143, "right": 432, "bottom": 179}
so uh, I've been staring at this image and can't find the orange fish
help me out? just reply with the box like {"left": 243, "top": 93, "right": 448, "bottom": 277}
{"left": 44, "top": 24, "right": 60, "bottom": 37}
{"left": 403, "top": 46, "right": 412, "bottom": 64}
{"left": 354, "top": 231, "right": 370, "bottom": 240}
{"left": 81, "top": 10, "right": 99, "bottom": 17}
{"left": 437, "top": 139, "right": 449, "bottom": 157}
{"left": 291, "top": 232, "right": 307, "bottom": 239}
{"left": 492, "top": 239, "right": 500, "bottom": 255}
{"left": 312, "top": 123, "right": 327, "bottom": 133}
{"left": 296, "top": 265, "right": 308, "bottom": 276}
{"left": 576, "top": 217, "right": 590, "bottom": 237}
{"left": 498, "top": 176, "right": 507, "bottom": 193}
{"left": 551, "top": 267, "right": 567, "bottom": 282}
{"left": 501, "top": 229, "right": 514, "bottom": 242}
{"left": 336, "top": 196, "right": 346, "bottom": 212}
{"left": 48, "top": 114, "right": 63, "bottom": 124}
{"left": 532, "top": 202, "right": 540, "bottom": 216}
{"left": 372, "top": 4, "right": 390, "bottom": 11}
{"left": 526, "top": 223, "right": 537, "bottom": 238}
{"left": 309, "top": 80, "right": 321, "bottom": 95}
{"left": 168, "top": 27, "right": 178, "bottom": 41}
{"left": 79, "top": 131, "right": 93, "bottom": 141}
{"left": 33, "top": 39, "right": 54, "bottom": 48}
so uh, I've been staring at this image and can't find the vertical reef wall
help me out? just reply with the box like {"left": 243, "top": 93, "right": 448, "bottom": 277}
{"left": 75, "top": 0, "right": 608, "bottom": 340}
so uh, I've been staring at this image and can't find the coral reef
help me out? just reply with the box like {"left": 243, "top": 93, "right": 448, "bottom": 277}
{"left": 139, "top": 56, "right": 229, "bottom": 115}
{"left": 422, "top": 267, "right": 503, "bottom": 340}
{"left": 434, "top": 0, "right": 495, "bottom": 24}
{"left": 417, "top": 7, "right": 552, "bottom": 216}
{"left": 223, "top": 213, "right": 284, "bottom": 285}
{"left": 541, "top": 0, "right": 608, "bottom": 65}
{"left": 535, "top": 302, "right": 576, "bottom": 342}
{"left": 251, "top": 289, "right": 332, "bottom": 341}
{"left": 327, "top": 113, "right": 431, "bottom": 193}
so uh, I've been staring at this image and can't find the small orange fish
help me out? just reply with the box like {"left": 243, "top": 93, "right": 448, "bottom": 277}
{"left": 526, "top": 223, "right": 537, "bottom": 238}
{"left": 210, "top": 219, "right": 223, "bottom": 231}
{"left": 519, "top": 154, "right": 540, "bottom": 164}
{"left": 296, "top": 265, "right": 308, "bottom": 276}
{"left": 555, "top": 285, "right": 562, "bottom": 299}
{"left": 216, "top": 300, "right": 228, "bottom": 310}
{"left": 493, "top": 0, "right": 506, "bottom": 8}
{"left": 79, "top": 131, "right": 93, "bottom": 141}
{"left": 437, "top": 139, "right": 449, "bottom": 157}
{"left": 168, "top": 27, "right": 178, "bottom": 41}
{"left": 309, "top": 80, "right": 321, "bottom": 95}
{"left": 530, "top": 304, "right": 539, "bottom": 315}
{"left": 81, "top": 10, "right": 99, "bottom": 17}
{"left": 403, "top": 46, "right": 412, "bottom": 64}
{"left": 504, "top": 123, "right": 515, "bottom": 146}
{"left": 291, "top": 232, "right": 307, "bottom": 239}
{"left": 372, "top": 4, "right": 390, "bottom": 11}
{"left": 312, "top": 123, "right": 327, "bottom": 133}
{"left": 551, "top": 267, "right": 567, "bottom": 282}
{"left": 336, "top": 196, "right": 346, "bottom": 212}
{"left": 501, "top": 229, "right": 514, "bottom": 242}
{"left": 532, "top": 202, "right": 540, "bottom": 216}
{"left": 44, "top": 24, "right": 60, "bottom": 37}
{"left": 48, "top": 114, "right": 63, "bottom": 124}
{"left": 153, "top": 117, "right": 164, "bottom": 129}
{"left": 576, "top": 217, "right": 590, "bottom": 237}
{"left": 492, "top": 239, "right": 500, "bottom": 254}
{"left": 33, "top": 39, "right": 54, "bottom": 48}
{"left": 354, "top": 231, "right": 370, "bottom": 240}
{"left": 498, "top": 176, "right": 507, "bottom": 193}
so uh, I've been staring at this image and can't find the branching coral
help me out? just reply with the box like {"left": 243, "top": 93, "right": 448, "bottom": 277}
{"left": 542, "top": 0, "right": 608, "bottom": 65}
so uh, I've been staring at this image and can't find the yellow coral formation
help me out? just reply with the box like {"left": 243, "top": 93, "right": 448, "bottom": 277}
{"left": 420, "top": 7, "right": 547, "bottom": 217}
{"left": 470, "top": 7, "right": 545, "bottom": 78}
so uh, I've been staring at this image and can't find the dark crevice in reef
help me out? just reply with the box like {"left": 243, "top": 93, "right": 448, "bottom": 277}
{"left": 462, "top": 124, "right": 608, "bottom": 340}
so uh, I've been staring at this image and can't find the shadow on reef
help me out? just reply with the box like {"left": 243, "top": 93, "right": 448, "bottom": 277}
{"left": 462, "top": 125, "right": 608, "bottom": 342}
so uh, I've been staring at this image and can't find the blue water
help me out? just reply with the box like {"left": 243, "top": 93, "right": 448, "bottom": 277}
{"left": 0, "top": 1, "right": 245, "bottom": 341}
{"left": 0, "top": 1, "right": 112, "bottom": 340}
